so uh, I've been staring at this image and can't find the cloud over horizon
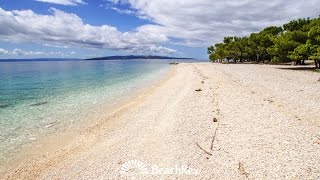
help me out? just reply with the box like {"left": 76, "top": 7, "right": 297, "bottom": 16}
{"left": 0, "top": 48, "right": 47, "bottom": 56}
{"left": 0, "top": 7, "right": 176, "bottom": 56}
{"left": 108, "top": 0, "right": 320, "bottom": 47}
{"left": 0, "top": 47, "right": 78, "bottom": 57}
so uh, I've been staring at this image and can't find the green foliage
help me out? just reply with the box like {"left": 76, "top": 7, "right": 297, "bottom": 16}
{"left": 309, "top": 46, "right": 320, "bottom": 60}
{"left": 308, "top": 26, "right": 320, "bottom": 43}
{"left": 288, "top": 40, "right": 311, "bottom": 61}
{"left": 283, "top": 18, "right": 311, "bottom": 32}
{"left": 207, "top": 16, "right": 320, "bottom": 68}
{"left": 271, "top": 56, "right": 281, "bottom": 64}
{"left": 268, "top": 31, "right": 303, "bottom": 62}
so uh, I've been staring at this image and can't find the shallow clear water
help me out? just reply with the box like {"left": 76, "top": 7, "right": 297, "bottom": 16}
{"left": 0, "top": 59, "right": 172, "bottom": 165}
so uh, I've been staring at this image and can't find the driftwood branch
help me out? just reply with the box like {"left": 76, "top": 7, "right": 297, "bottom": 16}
{"left": 196, "top": 143, "right": 212, "bottom": 156}
{"left": 210, "top": 118, "right": 220, "bottom": 150}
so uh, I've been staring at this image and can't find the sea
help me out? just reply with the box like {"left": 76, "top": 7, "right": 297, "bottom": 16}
{"left": 0, "top": 58, "right": 195, "bottom": 169}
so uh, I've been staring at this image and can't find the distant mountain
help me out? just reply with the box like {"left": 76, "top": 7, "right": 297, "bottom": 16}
{"left": 86, "top": 55, "right": 193, "bottom": 60}
{"left": 0, "top": 56, "right": 194, "bottom": 62}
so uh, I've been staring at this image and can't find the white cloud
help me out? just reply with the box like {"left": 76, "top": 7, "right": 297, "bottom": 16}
{"left": 0, "top": 48, "right": 48, "bottom": 56}
{"left": 110, "top": 7, "right": 136, "bottom": 15}
{"left": 12, "top": 48, "right": 48, "bottom": 56}
{"left": 43, "top": 43, "right": 69, "bottom": 48}
{"left": 0, "top": 48, "right": 9, "bottom": 55}
{"left": 0, "top": 8, "right": 176, "bottom": 55}
{"left": 49, "top": 51, "right": 77, "bottom": 56}
{"left": 0, "top": 48, "right": 78, "bottom": 57}
{"left": 108, "top": 0, "right": 320, "bottom": 46}
{"left": 127, "top": 45, "right": 176, "bottom": 55}
{"left": 34, "top": 0, "right": 86, "bottom": 6}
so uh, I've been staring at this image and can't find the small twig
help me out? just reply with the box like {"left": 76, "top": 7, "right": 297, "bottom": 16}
{"left": 210, "top": 118, "right": 220, "bottom": 150}
{"left": 196, "top": 143, "right": 212, "bottom": 156}
{"left": 264, "top": 99, "right": 274, "bottom": 103}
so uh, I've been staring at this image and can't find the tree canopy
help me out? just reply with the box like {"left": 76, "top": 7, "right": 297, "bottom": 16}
{"left": 207, "top": 16, "right": 320, "bottom": 68}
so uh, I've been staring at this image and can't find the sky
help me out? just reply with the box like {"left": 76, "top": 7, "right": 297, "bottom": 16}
{"left": 0, "top": 0, "right": 319, "bottom": 60}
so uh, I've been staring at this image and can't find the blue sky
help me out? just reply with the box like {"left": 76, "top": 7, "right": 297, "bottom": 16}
{"left": 0, "top": 0, "right": 319, "bottom": 59}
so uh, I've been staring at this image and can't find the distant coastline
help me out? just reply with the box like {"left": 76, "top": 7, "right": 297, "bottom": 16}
{"left": 0, "top": 56, "right": 194, "bottom": 62}
{"left": 86, "top": 55, "right": 194, "bottom": 60}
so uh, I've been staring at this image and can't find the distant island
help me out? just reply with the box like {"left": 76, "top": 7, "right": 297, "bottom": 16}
{"left": 0, "top": 56, "right": 193, "bottom": 62}
{"left": 86, "top": 55, "right": 193, "bottom": 60}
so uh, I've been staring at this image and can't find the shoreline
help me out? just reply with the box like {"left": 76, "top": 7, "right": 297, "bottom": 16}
{"left": 0, "top": 65, "right": 176, "bottom": 179}
{"left": 2, "top": 63, "right": 320, "bottom": 179}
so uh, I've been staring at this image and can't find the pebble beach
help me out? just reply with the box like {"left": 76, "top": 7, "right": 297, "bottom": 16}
{"left": 2, "top": 63, "right": 320, "bottom": 179}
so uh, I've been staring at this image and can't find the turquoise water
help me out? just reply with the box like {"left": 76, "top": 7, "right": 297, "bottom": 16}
{"left": 0, "top": 59, "right": 171, "bottom": 166}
